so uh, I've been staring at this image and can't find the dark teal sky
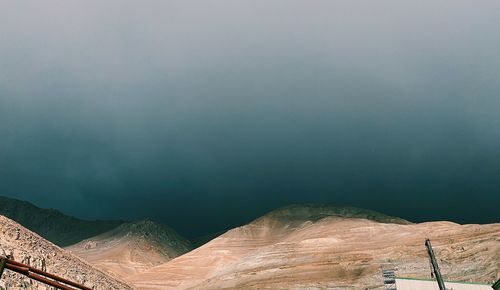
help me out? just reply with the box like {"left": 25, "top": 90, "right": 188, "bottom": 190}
{"left": 1, "top": 1, "right": 499, "bottom": 236}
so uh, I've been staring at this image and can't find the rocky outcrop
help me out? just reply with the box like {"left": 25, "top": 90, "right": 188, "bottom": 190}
{"left": 0, "top": 215, "right": 133, "bottom": 290}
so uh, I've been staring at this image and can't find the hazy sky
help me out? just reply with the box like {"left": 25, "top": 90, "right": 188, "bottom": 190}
{"left": 1, "top": 1, "right": 499, "bottom": 236}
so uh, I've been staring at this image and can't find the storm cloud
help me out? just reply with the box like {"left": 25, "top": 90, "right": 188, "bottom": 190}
{"left": 1, "top": 1, "right": 499, "bottom": 236}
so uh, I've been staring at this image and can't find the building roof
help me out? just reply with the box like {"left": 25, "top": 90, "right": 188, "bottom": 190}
{"left": 395, "top": 277, "right": 492, "bottom": 290}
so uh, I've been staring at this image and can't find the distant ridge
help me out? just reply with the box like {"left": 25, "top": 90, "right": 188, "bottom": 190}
{"left": 255, "top": 203, "right": 411, "bottom": 225}
{"left": 0, "top": 195, "right": 124, "bottom": 246}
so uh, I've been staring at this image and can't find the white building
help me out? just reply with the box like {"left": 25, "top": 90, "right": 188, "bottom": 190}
{"left": 395, "top": 277, "right": 492, "bottom": 290}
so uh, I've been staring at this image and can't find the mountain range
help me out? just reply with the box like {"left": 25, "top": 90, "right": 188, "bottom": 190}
{"left": 0, "top": 196, "right": 498, "bottom": 289}
{"left": 128, "top": 205, "right": 499, "bottom": 289}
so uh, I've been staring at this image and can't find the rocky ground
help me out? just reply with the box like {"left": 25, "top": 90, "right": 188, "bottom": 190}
{"left": 67, "top": 220, "right": 193, "bottom": 278}
{"left": 0, "top": 215, "right": 133, "bottom": 290}
{"left": 127, "top": 205, "right": 500, "bottom": 289}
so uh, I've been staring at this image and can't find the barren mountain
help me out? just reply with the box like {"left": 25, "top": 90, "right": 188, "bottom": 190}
{"left": 0, "top": 196, "right": 123, "bottom": 246}
{"left": 0, "top": 215, "right": 133, "bottom": 290}
{"left": 67, "top": 220, "right": 193, "bottom": 278}
{"left": 128, "top": 205, "right": 500, "bottom": 289}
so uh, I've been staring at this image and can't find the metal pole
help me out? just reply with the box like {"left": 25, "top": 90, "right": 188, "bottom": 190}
{"left": 5, "top": 263, "right": 77, "bottom": 290}
{"left": 5, "top": 259, "right": 91, "bottom": 290}
{"left": 492, "top": 279, "right": 500, "bottom": 290}
{"left": 0, "top": 256, "right": 92, "bottom": 290}
{"left": 425, "top": 239, "right": 446, "bottom": 290}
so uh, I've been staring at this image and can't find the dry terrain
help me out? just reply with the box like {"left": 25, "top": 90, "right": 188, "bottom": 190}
{"left": 128, "top": 205, "right": 500, "bottom": 289}
{"left": 0, "top": 215, "right": 133, "bottom": 290}
{"left": 67, "top": 220, "right": 193, "bottom": 278}
{"left": 2, "top": 202, "right": 498, "bottom": 290}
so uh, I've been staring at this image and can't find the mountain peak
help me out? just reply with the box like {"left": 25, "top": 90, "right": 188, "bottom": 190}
{"left": 67, "top": 219, "right": 193, "bottom": 278}
{"left": 113, "top": 219, "right": 169, "bottom": 235}
{"left": 257, "top": 203, "right": 411, "bottom": 225}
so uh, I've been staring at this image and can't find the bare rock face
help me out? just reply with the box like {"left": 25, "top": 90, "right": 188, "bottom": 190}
{"left": 67, "top": 220, "right": 193, "bottom": 279}
{"left": 0, "top": 215, "right": 133, "bottom": 290}
{"left": 128, "top": 205, "right": 500, "bottom": 290}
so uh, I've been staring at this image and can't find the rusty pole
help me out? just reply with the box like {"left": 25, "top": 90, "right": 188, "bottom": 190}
{"left": 0, "top": 256, "right": 91, "bottom": 290}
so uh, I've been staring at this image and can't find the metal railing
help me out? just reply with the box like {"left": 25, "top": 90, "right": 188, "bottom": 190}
{"left": 0, "top": 256, "right": 91, "bottom": 290}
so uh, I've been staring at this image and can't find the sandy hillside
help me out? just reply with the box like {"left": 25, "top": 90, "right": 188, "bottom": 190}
{"left": 128, "top": 205, "right": 500, "bottom": 289}
{"left": 67, "top": 220, "right": 193, "bottom": 278}
{"left": 0, "top": 215, "right": 133, "bottom": 290}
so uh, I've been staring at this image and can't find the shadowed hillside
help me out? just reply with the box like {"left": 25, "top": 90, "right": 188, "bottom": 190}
{"left": 0, "top": 196, "right": 123, "bottom": 246}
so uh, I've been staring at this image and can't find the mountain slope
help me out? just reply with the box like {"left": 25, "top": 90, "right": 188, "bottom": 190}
{"left": 67, "top": 220, "right": 193, "bottom": 278}
{"left": 0, "top": 215, "right": 133, "bottom": 290}
{"left": 128, "top": 205, "right": 500, "bottom": 289}
{"left": 0, "top": 195, "right": 123, "bottom": 246}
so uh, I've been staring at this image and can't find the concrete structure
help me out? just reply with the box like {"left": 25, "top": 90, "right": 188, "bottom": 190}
{"left": 396, "top": 278, "right": 492, "bottom": 290}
